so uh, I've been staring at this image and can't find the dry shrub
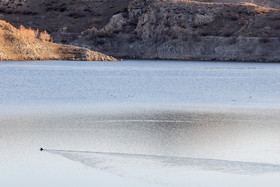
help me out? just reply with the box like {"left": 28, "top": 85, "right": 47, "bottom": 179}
{"left": 39, "top": 31, "right": 52, "bottom": 42}
{"left": 18, "top": 25, "right": 39, "bottom": 39}
{"left": 17, "top": 25, "right": 52, "bottom": 42}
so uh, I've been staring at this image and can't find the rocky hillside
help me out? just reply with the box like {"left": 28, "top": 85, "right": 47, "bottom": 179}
{"left": 72, "top": 0, "right": 280, "bottom": 61}
{"left": 1, "top": 0, "right": 280, "bottom": 62}
{"left": 0, "top": 20, "right": 116, "bottom": 61}
{"left": 0, "top": 0, "right": 278, "bottom": 33}
{"left": 0, "top": 0, "right": 132, "bottom": 33}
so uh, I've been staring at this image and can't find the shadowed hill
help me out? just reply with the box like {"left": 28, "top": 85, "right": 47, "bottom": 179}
{"left": 75, "top": 0, "right": 280, "bottom": 61}
{"left": 0, "top": 0, "right": 132, "bottom": 33}
{"left": 0, "top": 0, "right": 279, "bottom": 35}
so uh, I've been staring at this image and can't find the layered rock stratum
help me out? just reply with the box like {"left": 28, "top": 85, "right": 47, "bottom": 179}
{"left": 1, "top": 0, "right": 280, "bottom": 62}
{"left": 0, "top": 20, "right": 116, "bottom": 61}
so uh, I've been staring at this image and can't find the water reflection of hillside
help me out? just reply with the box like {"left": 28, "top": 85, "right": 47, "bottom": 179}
{"left": 5, "top": 108, "right": 277, "bottom": 164}
{"left": 1, "top": 108, "right": 280, "bottom": 186}
{"left": 2, "top": 108, "right": 280, "bottom": 164}
{"left": 93, "top": 110, "right": 280, "bottom": 163}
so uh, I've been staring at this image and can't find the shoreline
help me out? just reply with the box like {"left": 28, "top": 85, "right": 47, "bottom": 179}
{"left": 1, "top": 103, "right": 280, "bottom": 117}
{"left": 1, "top": 59, "right": 280, "bottom": 63}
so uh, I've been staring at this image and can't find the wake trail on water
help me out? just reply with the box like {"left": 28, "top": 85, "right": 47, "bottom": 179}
{"left": 44, "top": 149, "right": 280, "bottom": 175}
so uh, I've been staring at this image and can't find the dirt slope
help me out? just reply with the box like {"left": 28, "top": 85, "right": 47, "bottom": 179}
{"left": 0, "top": 20, "right": 116, "bottom": 61}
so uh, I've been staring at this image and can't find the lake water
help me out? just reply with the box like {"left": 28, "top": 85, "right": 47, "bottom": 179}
{"left": 1, "top": 60, "right": 280, "bottom": 186}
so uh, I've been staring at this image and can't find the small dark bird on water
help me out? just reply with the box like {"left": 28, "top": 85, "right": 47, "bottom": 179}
{"left": 40, "top": 148, "right": 44, "bottom": 151}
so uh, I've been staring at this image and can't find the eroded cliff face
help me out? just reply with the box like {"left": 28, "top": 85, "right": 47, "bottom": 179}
{"left": 0, "top": 20, "right": 116, "bottom": 61}
{"left": 1, "top": 0, "right": 280, "bottom": 62}
{"left": 71, "top": 0, "right": 280, "bottom": 62}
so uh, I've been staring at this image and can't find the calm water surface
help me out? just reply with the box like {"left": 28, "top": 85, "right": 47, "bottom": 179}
{"left": 1, "top": 60, "right": 280, "bottom": 186}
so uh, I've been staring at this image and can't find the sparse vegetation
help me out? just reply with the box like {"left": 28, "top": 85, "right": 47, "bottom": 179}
{"left": 18, "top": 25, "right": 39, "bottom": 39}
{"left": 17, "top": 25, "right": 52, "bottom": 42}
{"left": 0, "top": 20, "right": 116, "bottom": 61}
{"left": 39, "top": 30, "right": 52, "bottom": 42}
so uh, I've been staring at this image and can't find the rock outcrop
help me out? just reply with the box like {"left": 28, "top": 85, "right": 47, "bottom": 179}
{"left": 73, "top": 0, "right": 280, "bottom": 62}
{"left": 0, "top": 20, "right": 116, "bottom": 61}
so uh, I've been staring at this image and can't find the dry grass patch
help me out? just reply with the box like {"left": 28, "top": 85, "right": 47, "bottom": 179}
{"left": 18, "top": 25, "right": 39, "bottom": 39}
{"left": 18, "top": 25, "right": 52, "bottom": 42}
{"left": 0, "top": 20, "right": 116, "bottom": 61}
{"left": 39, "top": 30, "right": 52, "bottom": 42}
